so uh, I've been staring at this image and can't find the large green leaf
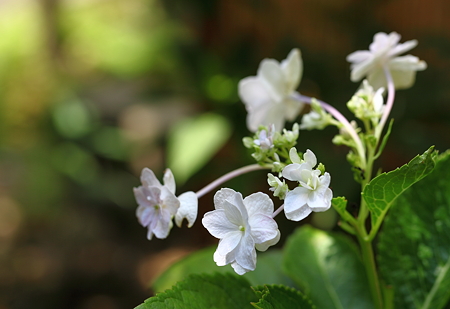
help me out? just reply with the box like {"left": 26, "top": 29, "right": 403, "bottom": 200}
{"left": 137, "top": 273, "right": 257, "bottom": 309}
{"left": 153, "top": 246, "right": 294, "bottom": 293}
{"left": 252, "top": 285, "right": 316, "bottom": 309}
{"left": 363, "top": 146, "right": 437, "bottom": 238}
{"left": 167, "top": 113, "right": 232, "bottom": 185}
{"left": 282, "top": 225, "right": 374, "bottom": 309}
{"left": 377, "top": 151, "right": 450, "bottom": 309}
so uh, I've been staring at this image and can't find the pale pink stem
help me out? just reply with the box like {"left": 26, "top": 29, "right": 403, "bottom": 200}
{"left": 292, "top": 92, "right": 366, "bottom": 168}
{"left": 272, "top": 204, "right": 284, "bottom": 218}
{"left": 195, "top": 164, "right": 270, "bottom": 198}
{"left": 376, "top": 66, "right": 395, "bottom": 139}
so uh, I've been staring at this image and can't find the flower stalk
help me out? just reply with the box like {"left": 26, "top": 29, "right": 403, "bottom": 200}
{"left": 196, "top": 164, "right": 270, "bottom": 198}
{"left": 292, "top": 92, "right": 367, "bottom": 169}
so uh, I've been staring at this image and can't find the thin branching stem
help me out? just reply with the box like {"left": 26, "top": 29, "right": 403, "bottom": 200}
{"left": 196, "top": 164, "right": 270, "bottom": 198}
{"left": 292, "top": 92, "right": 366, "bottom": 169}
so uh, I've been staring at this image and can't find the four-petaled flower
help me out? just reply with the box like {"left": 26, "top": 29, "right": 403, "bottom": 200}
{"left": 239, "top": 48, "right": 304, "bottom": 132}
{"left": 134, "top": 168, "right": 180, "bottom": 240}
{"left": 282, "top": 149, "right": 333, "bottom": 221}
{"left": 134, "top": 168, "right": 198, "bottom": 240}
{"left": 347, "top": 32, "right": 427, "bottom": 89}
{"left": 202, "top": 188, "right": 280, "bottom": 275}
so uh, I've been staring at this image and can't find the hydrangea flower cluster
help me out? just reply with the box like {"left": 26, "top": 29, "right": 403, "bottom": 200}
{"left": 133, "top": 31, "right": 426, "bottom": 276}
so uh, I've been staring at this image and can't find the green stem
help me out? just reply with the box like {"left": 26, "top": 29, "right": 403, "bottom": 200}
{"left": 357, "top": 144, "right": 375, "bottom": 220}
{"left": 354, "top": 136, "right": 383, "bottom": 307}
{"left": 356, "top": 232, "right": 384, "bottom": 309}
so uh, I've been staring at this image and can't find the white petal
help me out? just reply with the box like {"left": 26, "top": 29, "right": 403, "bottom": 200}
{"left": 163, "top": 169, "right": 176, "bottom": 194}
{"left": 373, "top": 87, "right": 385, "bottom": 113}
{"left": 202, "top": 210, "right": 239, "bottom": 238}
{"left": 248, "top": 214, "right": 279, "bottom": 243}
{"left": 346, "top": 50, "right": 372, "bottom": 63}
{"left": 235, "top": 234, "right": 256, "bottom": 271}
{"left": 285, "top": 204, "right": 312, "bottom": 221}
{"left": 245, "top": 102, "right": 275, "bottom": 132}
{"left": 388, "top": 39, "right": 417, "bottom": 58}
{"left": 282, "top": 163, "right": 302, "bottom": 181}
{"left": 214, "top": 188, "right": 238, "bottom": 210}
{"left": 255, "top": 229, "right": 280, "bottom": 252}
{"left": 281, "top": 48, "right": 302, "bottom": 91}
{"left": 308, "top": 191, "right": 331, "bottom": 212}
{"left": 133, "top": 187, "right": 152, "bottom": 208}
{"left": 213, "top": 242, "right": 235, "bottom": 266}
{"left": 159, "top": 186, "right": 180, "bottom": 215}
{"left": 213, "top": 249, "right": 227, "bottom": 266}
{"left": 216, "top": 231, "right": 243, "bottom": 256}
{"left": 303, "top": 149, "right": 317, "bottom": 167}
{"left": 152, "top": 212, "right": 172, "bottom": 239}
{"left": 239, "top": 77, "right": 274, "bottom": 110}
{"left": 231, "top": 262, "right": 249, "bottom": 275}
{"left": 390, "top": 69, "right": 416, "bottom": 90}
{"left": 283, "top": 96, "right": 304, "bottom": 121}
{"left": 366, "top": 67, "right": 387, "bottom": 90}
{"left": 351, "top": 57, "right": 376, "bottom": 82}
{"left": 175, "top": 191, "right": 198, "bottom": 228}
{"left": 319, "top": 172, "right": 331, "bottom": 188}
{"left": 244, "top": 192, "right": 274, "bottom": 217}
{"left": 136, "top": 204, "right": 156, "bottom": 227}
{"left": 389, "top": 55, "right": 427, "bottom": 71}
{"left": 223, "top": 191, "right": 248, "bottom": 224}
{"left": 258, "top": 59, "right": 285, "bottom": 101}
{"left": 223, "top": 199, "right": 245, "bottom": 226}
{"left": 284, "top": 188, "right": 312, "bottom": 221}
{"left": 146, "top": 228, "right": 154, "bottom": 240}
{"left": 261, "top": 104, "right": 288, "bottom": 132}
{"left": 289, "top": 147, "right": 301, "bottom": 164}
{"left": 140, "top": 168, "right": 161, "bottom": 188}
{"left": 370, "top": 32, "right": 399, "bottom": 53}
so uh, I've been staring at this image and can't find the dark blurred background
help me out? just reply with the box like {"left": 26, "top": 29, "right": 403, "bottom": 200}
{"left": 0, "top": 0, "right": 449, "bottom": 308}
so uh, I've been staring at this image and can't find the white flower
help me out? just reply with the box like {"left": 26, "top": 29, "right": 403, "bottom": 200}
{"left": 134, "top": 168, "right": 180, "bottom": 240}
{"left": 239, "top": 48, "right": 304, "bottom": 132}
{"left": 134, "top": 168, "right": 199, "bottom": 240}
{"left": 347, "top": 32, "right": 427, "bottom": 89}
{"left": 281, "top": 149, "right": 332, "bottom": 221}
{"left": 202, "top": 188, "right": 280, "bottom": 275}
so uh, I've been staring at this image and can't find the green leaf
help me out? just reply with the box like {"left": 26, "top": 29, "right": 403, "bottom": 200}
{"left": 363, "top": 146, "right": 437, "bottom": 239}
{"left": 251, "top": 285, "right": 316, "bottom": 309}
{"left": 331, "top": 197, "right": 348, "bottom": 217}
{"left": 167, "top": 113, "right": 232, "bottom": 185}
{"left": 136, "top": 273, "right": 257, "bottom": 309}
{"left": 153, "top": 246, "right": 294, "bottom": 293}
{"left": 377, "top": 151, "right": 450, "bottom": 309}
{"left": 282, "top": 225, "right": 374, "bottom": 309}
{"left": 331, "top": 197, "right": 356, "bottom": 227}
